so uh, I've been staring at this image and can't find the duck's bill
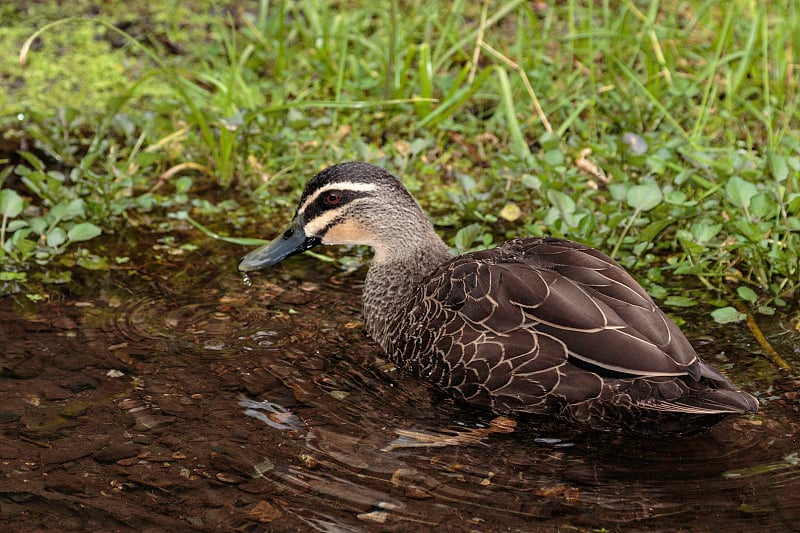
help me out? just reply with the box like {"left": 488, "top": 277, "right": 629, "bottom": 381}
{"left": 238, "top": 219, "right": 320, "bottom": 272}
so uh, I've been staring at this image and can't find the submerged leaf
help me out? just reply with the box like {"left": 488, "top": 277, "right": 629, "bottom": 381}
{"left": 76, "top": 253, "right": 110, "bottom": 270}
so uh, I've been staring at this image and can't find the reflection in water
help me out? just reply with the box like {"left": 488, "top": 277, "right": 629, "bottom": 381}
{"left": 1, "top": 251, "right": 799, "bottom": 530}
{"left": 240, "top": 396, "right": 306, "bottom": 431}
{"left": 380, "top": 415, "right": 518, "bottom": 451}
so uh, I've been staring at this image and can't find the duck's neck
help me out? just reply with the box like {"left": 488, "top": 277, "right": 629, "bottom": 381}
{"left": 362, "top": 231, "right": 451, "bottom": 345}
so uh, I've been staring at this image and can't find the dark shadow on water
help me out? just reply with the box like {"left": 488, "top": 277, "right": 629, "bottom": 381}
{"left": 1, "top": 233, "right": 799, "bottom": 530}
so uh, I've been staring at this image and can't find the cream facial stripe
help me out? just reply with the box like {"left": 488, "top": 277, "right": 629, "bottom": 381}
{"left": 298, "top": 182, "right": 379, "bottom": 214}
{"left": 303, "top": 207, "right": 348, "bottom": 236}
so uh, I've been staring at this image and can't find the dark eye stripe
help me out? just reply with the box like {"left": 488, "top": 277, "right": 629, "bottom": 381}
{"left": 298, "top": 181, "right": 380, "bottom": 214}
{"left": 303, "top": 190, "right": 370, "bottom": 218}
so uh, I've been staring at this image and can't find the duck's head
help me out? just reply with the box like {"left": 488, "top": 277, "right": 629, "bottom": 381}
{"left": 238, "top": 162, "right": 442, "bottom": 272}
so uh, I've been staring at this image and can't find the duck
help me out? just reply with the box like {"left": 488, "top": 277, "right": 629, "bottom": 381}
{"left": 238, "top": 162, "right": 758, "bottom": 436}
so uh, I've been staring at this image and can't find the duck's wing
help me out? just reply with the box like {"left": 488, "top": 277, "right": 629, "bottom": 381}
{"left": 434, "top": 237, "right": 713, "bottom": 380}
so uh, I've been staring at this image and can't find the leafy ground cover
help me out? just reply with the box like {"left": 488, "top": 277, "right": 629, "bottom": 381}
{"left": 0, "top": 0, "right": 798, "bottom": 321}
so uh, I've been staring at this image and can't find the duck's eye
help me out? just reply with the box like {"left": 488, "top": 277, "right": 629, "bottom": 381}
{"left": 323, "top": 192, "right": 340, "bottom": 206}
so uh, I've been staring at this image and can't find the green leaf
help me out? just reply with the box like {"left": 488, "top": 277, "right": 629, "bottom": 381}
{"left": 51, "top": 199, "right": 85, "bottom": 221}
{"left": 407, "top": 138, "right": 430, "bottom": 157}
{"left": 749, "top": 193, "right": 778, "bottom": 219}
{"left": 46, "top": 227, "right": 67, "bottom": 248}
{"left": 456, "top": 173, "right": 477, "bottom": 193}
{"left": 664, "top": 295, "right": 698, "bottom": 307}
{"left": 10, "top": 230, "right": 36, "bottom": 259}
{"left": 543, "top": 149, "right": 564, "bottom": 167}
{"left": 538, "top": 132, "right": 560, "bottom": 150}
{"left": 67, "top": 222, "right": 102, "bottom": 242}
{"left": 640, "top": 218, "right": 674, "bottom": 243}
{"left": 175, "top": 176, "right": 193, "bottom": 194}
{"left": 609, "top": 182, "right": 629, "bottom": 202}
{"left": 732, "top": 219, "right": 764, "bottom": 242}
{"left": 691, "top": 221, "right": 723, "bottom": 243}
{"left": 135, "top": 151, "right": 164, "bottom": 167}
{"left": 28, "top": 216, "right": 47, "bottom": 235}
{"left": 786, "top": 193, "right": 800, "bottom": 214}
{"left": 41, "top": 270, "right": 72, "bottom": 284}
{"left": 664, "top": 190, "right": 690, "bottom": 205}
{"left": 0, "top": 189, "right": 25, "bottom": 218}
{"left": 626, "top": 183, "right": 662, "bottom": 211}
{"left": 725, "top": 176, "right": 757, "bottom": 210}
{"left": 546, "top": 190, "right": 576, "bottom": 214}
{"left": 769, "top": 152, "right": 789, "bottom": 182}
{"left": 545, "top": 190, "right": 583, "bottom": 227}
{"left": 76, "top": 253, "right": 110, "bottom": 270}
{"left": 736, "top": 286, "right": 758, "bottom": 303}
{"left": 453, "top": 223, "right": 482, "bottom": 250}
{"left": 0, "top": 271, "right": 27, "bottom": 281}
{"left": 7, "top": 220, "right": 28, "bottom": 232}
{"left": 18, "top": 151, "right": 45, "bottom": 172}
{"left": 520, "top": 173, "right": 541, "bottom": 190}
{"left": 711, "top": 306, "right": 746, "bottom": 324}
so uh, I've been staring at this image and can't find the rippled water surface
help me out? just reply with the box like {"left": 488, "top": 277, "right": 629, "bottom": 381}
{"left": 1, "top": 240, "right": 799, "bottom": 531}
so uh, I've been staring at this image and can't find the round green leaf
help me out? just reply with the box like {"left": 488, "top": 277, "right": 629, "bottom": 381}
{"left": 46, "top": 227, "right": 67, "bottom": 248}
{"left": 28, "top": 216, "right": 47, "bottom": 234}
{"left": 725, "top": 176, "right": 757, "bottom": 209}
{"left": 711, "top": 306, "right": 746, "bottom": 324}
{"left": 175, "top": 176, "right": 193, "bottom": 194}
{"left": 67, "top": 222, "right": 102, "bottom": 242}
{"left": 0, "top": 189, "right": 25, "bottom": 218}
{"left": 736, "top": 286, "right": 758, "bottom": 303}
{"left": 626, "top": 183, "right": 662, "bottom": 211}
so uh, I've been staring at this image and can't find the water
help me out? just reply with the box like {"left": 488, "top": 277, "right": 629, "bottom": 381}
{"left": 1, "top": 242, "right": 798, "bottom": 530}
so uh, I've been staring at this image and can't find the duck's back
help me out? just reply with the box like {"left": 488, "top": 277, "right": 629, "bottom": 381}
{"left": 376, "top": 237, "right": 757, "bottom": 435}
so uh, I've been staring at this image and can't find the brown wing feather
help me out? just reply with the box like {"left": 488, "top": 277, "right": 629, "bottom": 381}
{"left": 437, "top": 237, "right": 702, "bottom": 378}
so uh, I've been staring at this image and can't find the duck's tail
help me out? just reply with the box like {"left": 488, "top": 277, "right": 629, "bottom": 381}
{"left": 642, "top": 387, "right": 759, "bottom": 415}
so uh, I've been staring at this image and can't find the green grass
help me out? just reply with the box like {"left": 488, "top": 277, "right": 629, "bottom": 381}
{"left": 1, "top": 0, "right": 798, "bottom": 321}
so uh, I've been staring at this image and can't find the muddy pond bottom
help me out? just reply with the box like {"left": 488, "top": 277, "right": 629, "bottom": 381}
{"left": 1, "top": 247, "right": 799, "bottom": 531}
